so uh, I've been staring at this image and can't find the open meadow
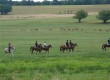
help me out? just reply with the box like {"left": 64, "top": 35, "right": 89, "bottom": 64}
{"left": 0, "top": 5, "right": 110, "bottom": 80}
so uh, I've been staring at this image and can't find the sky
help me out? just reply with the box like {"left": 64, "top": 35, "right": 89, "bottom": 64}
{"left": 12, "top": 0, "right": 44, "bottom": 2}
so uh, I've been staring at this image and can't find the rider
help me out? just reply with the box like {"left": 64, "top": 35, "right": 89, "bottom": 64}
{"left": 69, "top": 40, "right": 72, "bottom": 47}
{"left": 35, "top": 41, "right": 38, "bottom": 48}
{"left": 107, "top": 38, "right": 110, "bottom": 45}
{"left": 66, "top": 40, "right": 69, "bottom": 47}
{"left": 8, "top": 43, "right": 12, "bottom": 53}
{"left": 43, "top": 42, "right": 47, "bottom": 48}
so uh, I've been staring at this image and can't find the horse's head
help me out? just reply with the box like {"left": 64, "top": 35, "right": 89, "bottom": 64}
{"left": 74, "top": 43, "right": 77, "bottom": 46}
{"left": 48, "top": 44, "right": 52, "bottom": 48}
{"left": 71, "top": 43, "right": 77, "bottom": 47}
{"left": 12, "top": 47, "right": 15, "bottom": 50}
{"left": 38, "top": 44, "right": 42, "bottom": 48}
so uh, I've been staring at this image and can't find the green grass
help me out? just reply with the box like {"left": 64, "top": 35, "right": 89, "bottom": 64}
{"left": 0, "top": 14, "right": 110, "bottom": 80}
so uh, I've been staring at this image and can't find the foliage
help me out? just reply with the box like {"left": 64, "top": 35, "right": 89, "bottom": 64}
{"left": 74, "top": 10, "right": 88, "bottom": 23}
{"left": 97, "top": 10, "right": 110, "bottom": 23}
{"left": 0, "top": 4, "right": 12, "bottom": 14}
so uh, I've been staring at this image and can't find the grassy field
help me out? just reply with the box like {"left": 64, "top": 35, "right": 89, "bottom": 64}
{"left": 8, "top": 5, "right": 110, "bottom": 14}
{"left": 0, "top": 5, "right": 110, "bottom": 80}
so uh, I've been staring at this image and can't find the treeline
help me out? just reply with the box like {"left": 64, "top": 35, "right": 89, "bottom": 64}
{"left": 0, "top": 0, "right": 110, "bottom": 6}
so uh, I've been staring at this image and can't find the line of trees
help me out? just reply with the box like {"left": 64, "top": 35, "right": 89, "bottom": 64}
{"left": 0, "top": 0, "right": 110, "bottom": 6}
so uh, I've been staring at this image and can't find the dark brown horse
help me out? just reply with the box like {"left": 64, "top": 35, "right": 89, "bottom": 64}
{"left": 102, "top": 44, "right": 110, "bottom": 51}
{"left": 40, "top": 44, "right": 52, "bottom": 53}
{"left": 30, "top": 44, "right": 42, "bottom": 54}
{"left": 60, "top": 43, "right": 77, "bottom": 53}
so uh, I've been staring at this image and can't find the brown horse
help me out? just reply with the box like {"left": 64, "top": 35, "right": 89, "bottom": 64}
{"left": 60, "top": 45, "right": 69, "bottom": 53}
{"left": 60, "top": 43, "right": 77, "bottom": 53}
{"left": 102, "top": 44, "right": 110, "bottom": 51}
{"left": 30, "top": 44, "right": 42, "bottom": 54}
{"left": 40, "top": 44, "right": 52, "bottom": 53}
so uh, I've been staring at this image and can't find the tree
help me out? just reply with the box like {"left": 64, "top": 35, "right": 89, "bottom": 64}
{"left": 53, "top": 0, "right": 59, "bottom": 5}
{"left": 0, "top": 4, "right": 12, "bottom": 14}
{"left": 0, "top": 0, "right": 7, "bottom": 4}
{"left": 73, "top": 10, "right": 88, "bottom": 23}
{"left": 97, "top": 10, "right": 110, "bottom": 23}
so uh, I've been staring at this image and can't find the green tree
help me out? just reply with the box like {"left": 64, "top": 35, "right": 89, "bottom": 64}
{"left": 74, "top": 10, "right": 88, "bottom": 23}
{"left": 0, "top": 4, "right": 12, "bottom": 14}
{"left": 97, "top": 10, "right": 110, "bottom": 23}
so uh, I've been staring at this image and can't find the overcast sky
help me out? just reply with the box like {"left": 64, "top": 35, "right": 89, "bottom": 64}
{"left": 12, "top": 0, "right": 44, "bottom": 2}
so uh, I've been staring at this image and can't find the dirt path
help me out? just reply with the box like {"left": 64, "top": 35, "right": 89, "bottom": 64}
{"left": 0, "top": 13, "right": 97, "bottom": 20}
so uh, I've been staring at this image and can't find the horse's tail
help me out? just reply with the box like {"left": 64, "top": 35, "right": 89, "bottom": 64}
{"left": 102, "top": 44, "right": 106, "bottom": 51}
{"left": 30, "top": 47, "right": 32, "bottom": 52}
{"left": 102, "top": 44, "right": 104, "bottom": 50}
{"left": 60, "top": 46, "right": 62, "bottom": 51}
{"left": 4, "top": 48, "right": 8, "bottom": 53}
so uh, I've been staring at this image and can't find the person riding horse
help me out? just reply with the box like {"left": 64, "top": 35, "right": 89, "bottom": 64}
{"left": 69, "top": 40, "right": 73, "bottom": 47}
{"left": 66, "top": 40, "right": 69, "bottom": 47}
{"left": 102, "top": 38, "right": 110, "bottom": 51}
{"left": 43, "top": 42, "right": 47, "bottom": 48}
{"left": 35, "top": 41, "right": 38, "bottom": 48}
{"left": 8, "top": 43, "right": 13, "bottom": 53}
{"left": 107, "top": 38, "right": 110, "bottom": 45}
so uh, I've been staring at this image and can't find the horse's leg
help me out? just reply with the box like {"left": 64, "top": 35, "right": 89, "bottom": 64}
{"left": 11, "top": 52, "right": 14, "bottom": 56}
{"left": 5, "top": 51, "right": 7, "bottom": 56}
{"left": 69, "top": 48, "right": 71, "bottom": 52}
{"left": 105, "top": 47, "right": 106, "bottom": 52}
{"left": 39, "top": 50, "right": 41, "bottom": 53}
{"left": 72, "top": 48, "right": 74, "bottom": 52}
{"left": 63, "top": 49, "right": 65, "bottom": 53}
{"left": 36, "top": 50, "right": 38, "bottom": 54}
{"left": 66, "top": 49, "right": 68, "bottom": 51}
{"left": 102, "top": 48, "right": 105, "bottom": 52}
{"left": 32, "top": 49, "right": 34, "bottom": 54}
{"left": 45, "top": 50, "right": 47, "bottom": 53}
{"left": 5, "top": 51, "right": 7, "bottom": 54}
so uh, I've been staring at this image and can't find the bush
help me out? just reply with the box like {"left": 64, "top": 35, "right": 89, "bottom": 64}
{"left": 0, "top": 4, "right": 12, "bottom": 14}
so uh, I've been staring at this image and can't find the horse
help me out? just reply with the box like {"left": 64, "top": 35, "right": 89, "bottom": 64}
{"left": 40, "top": 44, "right": 52, "bottom": 53}
{"left": 30, "top": 44, "right": 42, "bottom": 54}
{"left": 102, "top": 44, "right": 110, "bottom": 51}
{"left": 60, "top": 43, "right": 77, "bottom": 53}
{"left": 60, "top": 45, "right": 69, "bottom": 53}
{"left": 4, "top": 47, "right": 15, "bottom": 56}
